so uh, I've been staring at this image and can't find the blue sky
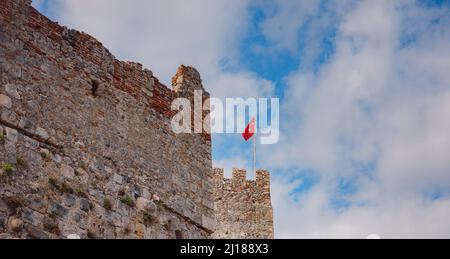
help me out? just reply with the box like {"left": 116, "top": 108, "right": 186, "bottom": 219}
{"left": 33, "top": 0, "right": 450, "bottom": 238}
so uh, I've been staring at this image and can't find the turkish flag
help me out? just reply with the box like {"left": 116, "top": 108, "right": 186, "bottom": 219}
{"left": 242, "top": 118, "right": 256, "bottom": 141}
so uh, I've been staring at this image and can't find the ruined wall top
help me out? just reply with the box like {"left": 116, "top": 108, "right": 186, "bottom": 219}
{"left": 171, "top": 65, "right": 206, "bottom": 97}
{"left": 213, "top": 168, "right": 271, "bottom": 193}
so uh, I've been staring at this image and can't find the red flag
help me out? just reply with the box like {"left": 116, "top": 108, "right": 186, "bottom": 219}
{"left": 242, "top": 117, "right": 256, "bottom": 141}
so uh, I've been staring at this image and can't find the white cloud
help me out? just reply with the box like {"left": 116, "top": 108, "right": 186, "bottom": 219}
{"left": 258, "top": 0, "right": 320, "bottom": 52}
{"left": 273, "top": 177, "right": 450, "bottom": 239}
{"left": 255, "top": 0, "right": 355, "bottom": 67}
{"left": 260, "top": 0, "right": 450, "bottom": 238}
{"left": 209, "top": 71, "right": 275, "bottom": 99}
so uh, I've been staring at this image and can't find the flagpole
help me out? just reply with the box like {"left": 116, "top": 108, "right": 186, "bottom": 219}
{"left": 253, "top": 124, "right": 257, "bottom": 177}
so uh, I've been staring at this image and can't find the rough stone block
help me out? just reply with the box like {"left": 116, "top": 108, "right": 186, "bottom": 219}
{"left": 50, "top": 203, "right": 69, "bottom": 218}
{"left": 0, "top": 94, "right": 12, "bottom": 109}
{"left": 26, "top": 225, "right": 49, "bottom": 239}
{"left": 79, "top": 199, "right": 91, "bottom": 212}
{"left": 202, "top": 215, "right": 215, "bottom": 231}
{"left": 35, "top": 127, "right": 49, "bottom": 140}
{"left": 61, "top": 164, "right": 75, "bottom": 180}
{"left": 5, "top": 84, "right": 21, "bottom": 99}
{"left": 22, "top": 208, "right": 44, "bottom": 227}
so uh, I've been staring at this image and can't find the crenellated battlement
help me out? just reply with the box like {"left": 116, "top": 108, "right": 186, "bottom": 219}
{"left": 213, "top": 168, "right": 271, "bottom": 193}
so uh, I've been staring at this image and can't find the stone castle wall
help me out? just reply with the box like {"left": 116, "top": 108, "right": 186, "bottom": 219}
{"left": 0, "top": 0, "right": 214, "bottom": 239}
{"left": 0, "top": 0, "right": 274, "bottom": 239}
{"left": 213, "top": 169, "right": 274, "bottom": 239}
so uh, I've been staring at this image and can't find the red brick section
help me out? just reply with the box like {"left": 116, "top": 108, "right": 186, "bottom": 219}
{"left": 112, "top": 61, "right": 148, "bottom": 99}
{"left": 28, "top": 7, "right": 64, "bottom": 43}
{"left": 68, "top": 32, "right": 105, "bottom": 66}
{"left": 172, "top": 66, "right": 182, "bottom": 86}
{"left": 0, "top": 1, "right": 11, "bottom": 23}
{"left": 171, "top": 64, "right": 188, "bottom": 86}
{"left": 151, "top": 79, "right": 177, "bottom": 117}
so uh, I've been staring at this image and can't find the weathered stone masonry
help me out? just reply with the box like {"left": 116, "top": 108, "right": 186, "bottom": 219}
{"left": 213, "top": 169, "right": 274, "bottom": 239}
{"left": 0, "top": 0, "right": 274, "bottom": 239}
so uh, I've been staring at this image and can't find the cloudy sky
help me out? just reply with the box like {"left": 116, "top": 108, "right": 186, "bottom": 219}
{"left": 33, "top": 0, "right": 450, "bottom": 238}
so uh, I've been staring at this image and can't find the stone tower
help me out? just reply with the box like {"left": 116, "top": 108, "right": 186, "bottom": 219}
{"left": 213, "top": 168, "right": 274, "bottom": 239}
